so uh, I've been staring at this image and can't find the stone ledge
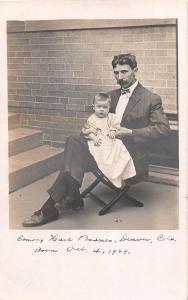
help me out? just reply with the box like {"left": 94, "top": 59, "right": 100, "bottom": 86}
{"left": 7, "top": 19, "right": 177, "bottom": 33}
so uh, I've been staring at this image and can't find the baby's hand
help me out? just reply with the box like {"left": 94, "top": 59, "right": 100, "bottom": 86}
{"left": 108, "top": 131, "right": 116, "bottom": 139}
{"left": 82, "top": 127, "right": 97, "bottom": 136}
{"left": 92, "top": 136, "right": 102, "bottom": 146}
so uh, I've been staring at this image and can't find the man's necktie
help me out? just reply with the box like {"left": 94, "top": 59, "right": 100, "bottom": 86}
{"left": 121, "top": 88, "right": 130, "bottom": 95}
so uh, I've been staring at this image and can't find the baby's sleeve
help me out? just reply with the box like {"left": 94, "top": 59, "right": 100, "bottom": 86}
{"left": 83, "top": 119, "right": 91, "bottom": 130}
{"left": 82, "top": 116, "right": 97, "bottom": 136}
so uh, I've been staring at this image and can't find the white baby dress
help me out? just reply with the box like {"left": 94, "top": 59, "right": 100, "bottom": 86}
{"left": 86, "top": 113, "right": 136, "bottom": 187}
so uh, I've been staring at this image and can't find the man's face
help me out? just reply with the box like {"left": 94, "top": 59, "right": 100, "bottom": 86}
{"left": 113, "top": 63, "right": 137, "bottom": 89}
{"left": 93, "top": 100, "right": 110, "bottom": 118}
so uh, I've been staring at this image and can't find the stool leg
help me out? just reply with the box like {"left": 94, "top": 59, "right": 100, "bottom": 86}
{"left": 98, "top": 185, "right": 130, "bottom": 216}
{"left": 81, "top": 178, "right": 101, "bottom": 198}
{"left": 123, "top": 193, "right": 144, "bottom": 207}
{"left": 100, "top": 178, "right": 120, "bottom": 191}
{"left": 89, "top": 192, "right": 107, "bottom": 207}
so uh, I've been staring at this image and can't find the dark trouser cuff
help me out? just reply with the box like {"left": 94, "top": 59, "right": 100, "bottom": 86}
{"left": 40, "top": 197, "right": 57, "bottom": 215}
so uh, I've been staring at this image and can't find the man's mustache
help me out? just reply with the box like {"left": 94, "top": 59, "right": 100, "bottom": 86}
{"left": 117, "top": 79, "right": 126, "bottom": 85}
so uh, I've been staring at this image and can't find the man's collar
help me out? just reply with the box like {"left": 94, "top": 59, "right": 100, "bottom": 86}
{"left": 121, "top": 80, "right": 138, "bottom": 96}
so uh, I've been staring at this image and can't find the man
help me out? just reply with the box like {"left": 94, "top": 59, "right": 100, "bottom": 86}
{"left": 109, "top": 54, "right": 170, "bottom": 180}
{"left": 23, "top": 53, "right": 170, "bottom": 227}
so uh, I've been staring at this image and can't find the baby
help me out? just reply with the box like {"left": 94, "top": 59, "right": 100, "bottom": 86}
{"left": 82, "top": 93, "right": 136, "bottom": 188}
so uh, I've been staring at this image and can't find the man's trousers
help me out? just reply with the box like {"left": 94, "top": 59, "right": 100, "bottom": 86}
{"left": 47, "top": 135, "right": 97, "bottom": 203}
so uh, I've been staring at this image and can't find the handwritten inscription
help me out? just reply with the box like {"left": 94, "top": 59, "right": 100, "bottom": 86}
{"left": 157, "top": 234, "right": 176, "bottom": 242}
{"left": 34, "top": 247, "right": 58, "bottom": 253}
{"left": 119, "top": 233, "right": 152, "bottom": 243}
{"left": 17, "top": 235, "right": 44, "bottom": 243}
{"left": 16, "top": 233, "right": 177, "bottom": 255}
{"left": 67, "top": 246, "right": 87, "bottom": 253}
{"left": 77, "top": 235, "right": 113, "bottom": 243}
{"left": 92, "top": 248, "right": 130, "bottom": 255}
{"left": 49, "top": 234, "right": 73, "bottom": 242}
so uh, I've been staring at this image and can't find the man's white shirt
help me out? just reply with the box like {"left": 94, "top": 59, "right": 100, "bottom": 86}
{"left": 115, "top": 80, "right": 138, "bottom": 123}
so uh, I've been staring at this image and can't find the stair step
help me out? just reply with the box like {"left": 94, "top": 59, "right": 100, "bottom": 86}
{"left": 9, "top": 127, "right": 43, "bottom": 156}
{"left": 149, "top": 164, "right": 179, "bottom": 176}
{"left": 148, "top": 165, "right": 179, "bottom": 186}
{"left": 8, "top": 113, "right": 20, "bottom": 130}
{"left": 9, "top": 145, "right": 64, "bottom": 193}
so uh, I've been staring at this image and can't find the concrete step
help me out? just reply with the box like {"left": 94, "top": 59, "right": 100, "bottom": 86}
{"left": 9, "top": 127, "right": 43, "bottom": 156}
{"left": 147, "top": 165, "right": 179, "bottom": 186}
{"left": 8, "top": 113, "right": 20, "bottom": 130}
{"left": 9, "top": 145, "right": 64, "bottom": 193}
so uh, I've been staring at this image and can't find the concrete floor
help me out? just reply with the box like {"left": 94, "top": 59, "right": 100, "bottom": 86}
{"left": 9, "top": 171, "right": 179, "bottom": 230}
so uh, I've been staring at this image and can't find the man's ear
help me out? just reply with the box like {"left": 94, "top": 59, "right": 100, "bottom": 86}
{"left": 133, "top": 67, "right": 138, "bottom": 73}
{"left": 92, "top": 104, "right": 95, "bottom": 110}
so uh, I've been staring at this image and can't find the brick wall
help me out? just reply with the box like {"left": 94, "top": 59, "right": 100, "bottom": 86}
{"left": 7, "top": 23, "right": 177, "bottom": 147}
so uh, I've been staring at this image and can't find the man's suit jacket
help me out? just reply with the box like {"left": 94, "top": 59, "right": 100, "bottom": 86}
{"left": 108, "top": 82, "right": 170, "bottom": 179}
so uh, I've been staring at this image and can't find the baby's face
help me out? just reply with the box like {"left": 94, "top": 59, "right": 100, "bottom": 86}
{"left": 93, "top": 100, "right": 110, "bottom": 118}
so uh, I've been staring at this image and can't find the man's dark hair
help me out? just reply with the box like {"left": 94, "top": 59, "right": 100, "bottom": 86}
{"left": 112, "top": 53, "right": 137, "bottom": 69}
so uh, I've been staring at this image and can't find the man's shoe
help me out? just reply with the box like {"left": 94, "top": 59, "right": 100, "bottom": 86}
{"left": 55, "top": 195, "right": 84, "bottom": 212}
{"left": 65, "top": 195, "right": 84, "bottom": 211}
{"left": 22, "top": 209, "right": 59, "bottom": 227}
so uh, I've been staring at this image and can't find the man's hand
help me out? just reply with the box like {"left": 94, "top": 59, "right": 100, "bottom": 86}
{"left": 115, "top": 127, "right": 132, "bottom": 138}
{"left": 92, "top": 135, "right": 102, "bottom": 146}
{"left": 107, "top": 130, "right": 116, "bottom": 139}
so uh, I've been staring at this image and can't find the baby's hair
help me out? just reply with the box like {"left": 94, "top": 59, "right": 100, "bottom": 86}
{"left": 93, "top": 93, "right": 111, "bottom": 106}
